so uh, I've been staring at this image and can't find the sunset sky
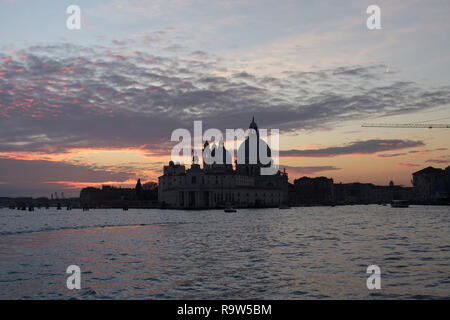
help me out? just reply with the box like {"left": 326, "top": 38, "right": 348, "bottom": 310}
{"left": 0, "top": 0, "right": 449, "bottom": 197}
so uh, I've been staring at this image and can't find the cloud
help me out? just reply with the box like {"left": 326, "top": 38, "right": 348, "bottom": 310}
{"left": 375, "top": 152, "right": 408, "bottom": 158}
{"left": 408, "top": 148, "right": 448, "bottom": 155}
{"left": 89, "top": 0, "right": 196, "bottom": 20}
{"left": 0, "top": 42, "right": 448, "bottom": 158}
{"left": 280, "top": 139, "right": 424, "bottom": 158}
{"left": 0, "top": 157, "right": 133, "bottom": 197}
{"left": 397, "top": 162, "right": 421, "bottom": 168}
{"left": 279, "top": 165, "right": 341, "bottom": 178}
{"left": 425, "top": 157, "right": 450, "bottom": 165}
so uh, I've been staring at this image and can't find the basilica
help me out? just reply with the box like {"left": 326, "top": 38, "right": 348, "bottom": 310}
{"left": 158, "top": 118, "right": 289, "bottom": 208}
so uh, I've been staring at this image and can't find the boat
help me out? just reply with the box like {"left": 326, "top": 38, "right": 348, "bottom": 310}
{"left": 391, "top": 200, "right": 409, "bottom": 208}
{"left": 224, "top": 207, "right": 237, "bottom": 213}
{"left": 278, "top": 204, "right": 291, "bottom": 209}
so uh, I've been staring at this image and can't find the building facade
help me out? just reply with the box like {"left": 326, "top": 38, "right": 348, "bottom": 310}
{"left": 292, "top": 177, "right": 334, "bottom": 205}
{"left": 158, "top": 118, "right": 289, "bottom": 208}
{"left": 412, "top": 166, "right": 450, "bottom": 203}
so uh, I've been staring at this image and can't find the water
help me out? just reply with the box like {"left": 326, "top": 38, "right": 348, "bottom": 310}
{"left": 0, "top": 205, "right": 449, "bottom": 299}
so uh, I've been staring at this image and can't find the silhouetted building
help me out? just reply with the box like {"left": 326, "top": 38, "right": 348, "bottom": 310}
{"left": 135, "top": 178, "right": 143, "bottom": 199}
{"left": 80, "top": 186, "right": 135, "bottom": 206}
{"left": 79, "top": 181, "right": 158, "bottom": 208}
{"left": 291, "top": 176, "right": 334, "bottom": 205}
{"left": 142, "top": 181, "right": 158, "bottom": 200}
{"left": 287, "top": 177, "right": 413, "bottom": 205}
{"left": 158, "top": 118, "right": 289, "bottom": 208}
{"left": 413, "top": 166, "right": 450, "bottom": 203}
{"left": 334, "top": 182, "right": 373, "bottom": 204}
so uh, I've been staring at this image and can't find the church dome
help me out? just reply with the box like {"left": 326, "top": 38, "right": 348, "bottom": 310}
{"left": 237, "top": 136, "right": 272, "bottom": 165}
{"left": 237, "top": 117, "right": 272, "bottom": 165}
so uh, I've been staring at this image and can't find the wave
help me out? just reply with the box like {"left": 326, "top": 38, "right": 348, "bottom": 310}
{"left": 0, "top": 222, "right": 185, "bottom": 236}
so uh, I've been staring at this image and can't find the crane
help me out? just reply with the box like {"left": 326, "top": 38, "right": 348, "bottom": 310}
{"left": 362, "top": 123, "right": 450, "bottom": 129}
{"left": 362, "top": 116, "right": 450, "bottom": 129}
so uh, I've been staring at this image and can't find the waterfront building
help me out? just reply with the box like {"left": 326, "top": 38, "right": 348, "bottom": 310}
{"left": 412, "top": 166, "right": 449, "bottom": 203}
{"left": 292, "top": 176, "right": 334, "bottom": 205}
{"left": 158, "top": 118, "right": 289, "bottom": 208}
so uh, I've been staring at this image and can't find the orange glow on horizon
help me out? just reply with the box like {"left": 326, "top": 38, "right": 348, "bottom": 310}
{"left": 44, "top": 178, "right": 142, "bottom": 189}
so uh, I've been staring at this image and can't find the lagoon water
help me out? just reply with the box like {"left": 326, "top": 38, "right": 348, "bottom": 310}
{"left": 0, "top": 205, "right": 449, "bottom": 299}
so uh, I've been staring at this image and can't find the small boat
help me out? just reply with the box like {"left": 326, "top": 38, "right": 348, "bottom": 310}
{"left": 278, "top": 204, "right": 291, "bottom": 209}
{"left": 391, "top": 200, "right": 409, "bottom": 208}
{"left": 224, "top": 207, "right": 237, "bottom": 213}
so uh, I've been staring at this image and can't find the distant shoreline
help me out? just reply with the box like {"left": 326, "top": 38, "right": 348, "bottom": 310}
{"left": 1, "top": 203, "right": 449, "bottom": 210}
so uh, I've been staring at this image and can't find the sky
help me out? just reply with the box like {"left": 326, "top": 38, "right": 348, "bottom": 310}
{"left": 0, "top": 0, "right": 449, "bottom": 197}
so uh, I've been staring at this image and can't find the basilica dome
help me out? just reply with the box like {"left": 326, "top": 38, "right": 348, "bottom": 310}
{"left": 236, "top": 117, "right": 272, "bottom": 165}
